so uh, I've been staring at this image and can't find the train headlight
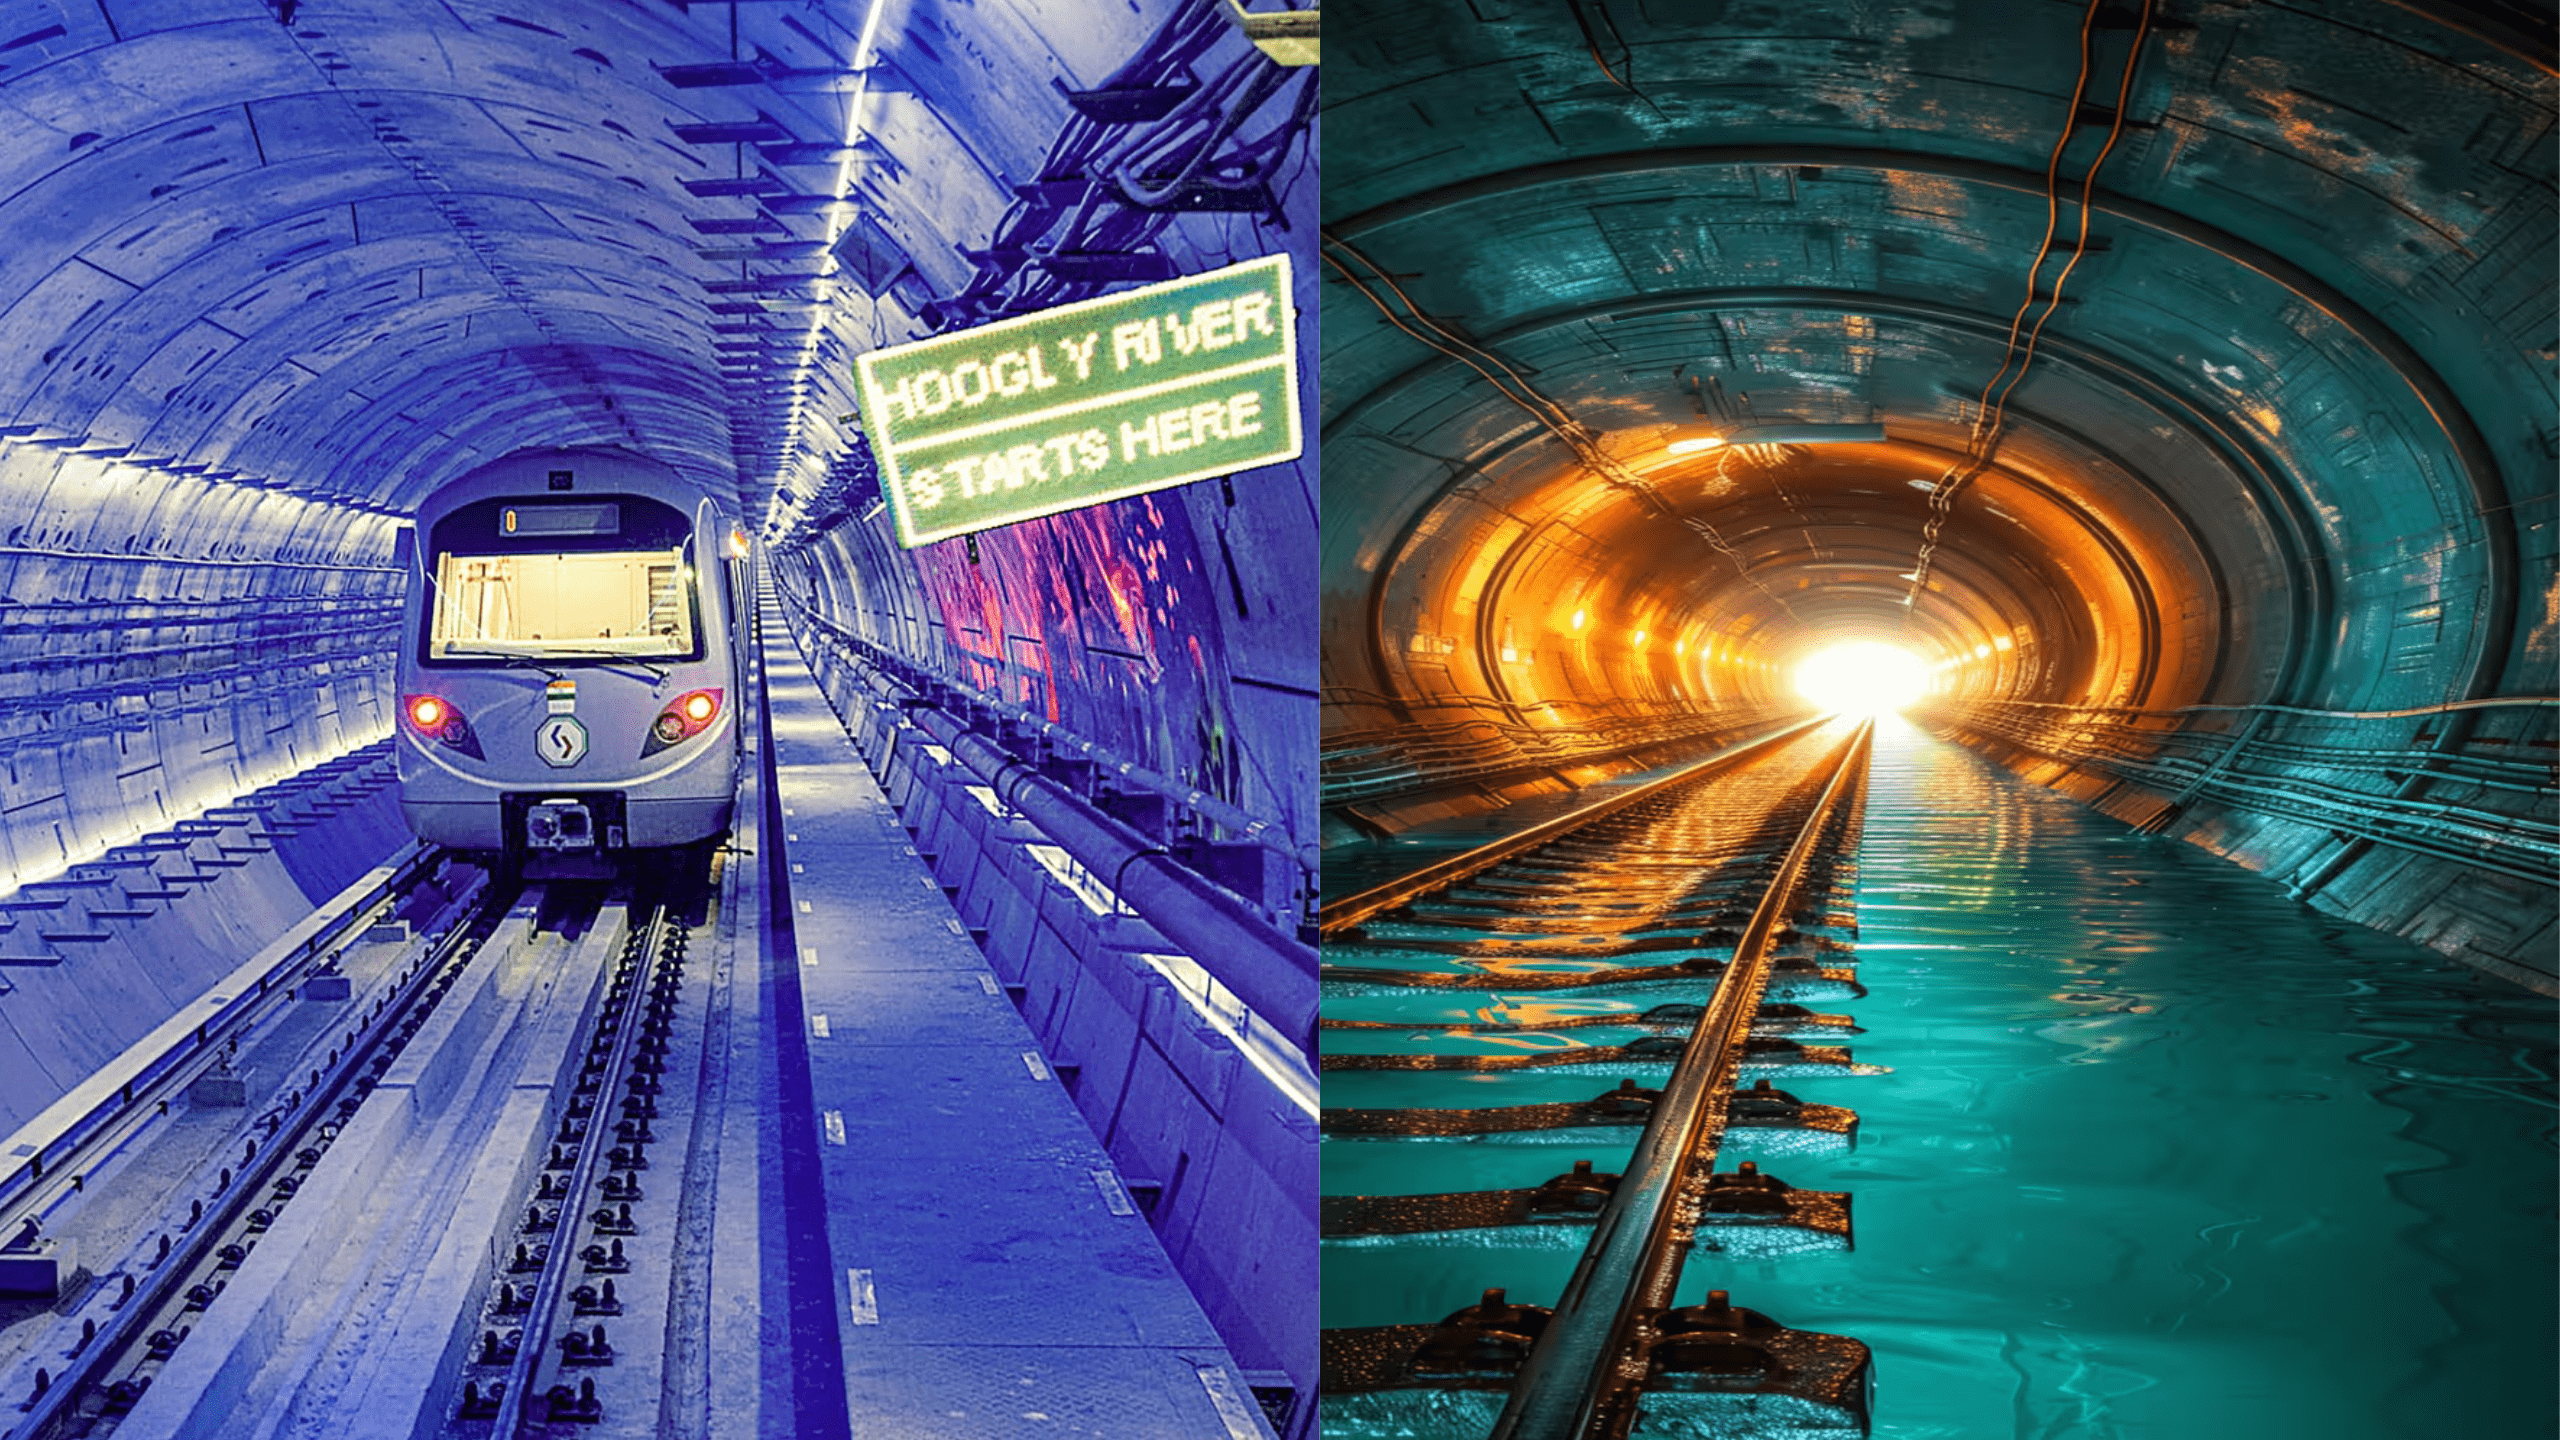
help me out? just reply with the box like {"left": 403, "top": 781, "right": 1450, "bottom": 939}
{"left": 402, "top": 694, "right": 485, "bottom": 759}
{"left": 641, "top": 688, "right": 725, "bottom": 758}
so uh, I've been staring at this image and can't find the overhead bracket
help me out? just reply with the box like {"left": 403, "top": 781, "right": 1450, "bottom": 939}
{"left": 1226, "top": 1, "right": 1318, "bottom": 65}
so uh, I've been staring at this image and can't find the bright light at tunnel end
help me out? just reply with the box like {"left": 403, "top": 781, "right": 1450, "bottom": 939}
{"left": 1796, "top": 641, "right": 1931, "bottom": 716}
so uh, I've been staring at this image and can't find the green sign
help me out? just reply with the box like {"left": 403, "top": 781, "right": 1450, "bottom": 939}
{"left": 854, "top": 254, "right": 1302, "bottom": 548}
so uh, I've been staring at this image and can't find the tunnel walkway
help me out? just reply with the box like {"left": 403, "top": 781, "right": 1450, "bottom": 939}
{"left": 1317, "top": 718, "right": 2555, "bottom": 1437}
{"left": 756, "top": 587, "right": 1269, "bottom": 1436}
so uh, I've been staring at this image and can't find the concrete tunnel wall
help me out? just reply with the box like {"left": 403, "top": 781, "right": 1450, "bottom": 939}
{"left": 1318, "top": 1, "right": 2555, "bottom": 984}
{"left": 0, "top": 0, "right": 1319, "bottom": 1411}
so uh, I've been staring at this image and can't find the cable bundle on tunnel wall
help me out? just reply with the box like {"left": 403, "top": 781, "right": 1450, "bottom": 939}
{"left": 762, "top": 0, "right": 1322, "bottom": 884}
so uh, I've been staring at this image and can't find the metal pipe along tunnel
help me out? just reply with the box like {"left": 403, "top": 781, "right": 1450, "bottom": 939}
{"left": 0, "top": 1, "right": 2546, "bottom": 1438}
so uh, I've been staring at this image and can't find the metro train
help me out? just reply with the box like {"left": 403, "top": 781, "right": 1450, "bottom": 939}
{"left": 395, "top": 447, "right": 749, "bottom": 876}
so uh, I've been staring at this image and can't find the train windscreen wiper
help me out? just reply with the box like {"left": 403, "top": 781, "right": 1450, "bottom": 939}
{"left": 485, "top": 653, "right": 668, "bottom": 684}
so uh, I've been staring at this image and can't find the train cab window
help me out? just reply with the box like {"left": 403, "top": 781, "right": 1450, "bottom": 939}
{"left": 429, "top": 548, "right": 698, "bottom": 660}
{"left": 423, "top": 493, "right": 706, "bottom": 665}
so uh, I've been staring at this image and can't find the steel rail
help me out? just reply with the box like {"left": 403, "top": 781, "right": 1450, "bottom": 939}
{"left": 1319, "top": 716, "right": 1834, "bottom": 938}
{"left": 1321, "top": 714, "right": 1795, "bottom": 806}
{"left": 7, "top": 875, "right": 521, "bottom": 1440}
{"left": 487, "top": 898, "right": 665, "bottom": 1436}
{"left": 0, "top": 845, "right": 450, "bottom": 1241}
{"left": 1487, "top": 718, "right": 1875, "bottom": 1440}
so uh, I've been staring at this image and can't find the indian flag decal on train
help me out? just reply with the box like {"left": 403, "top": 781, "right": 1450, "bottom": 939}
{"left": 854, "top": 253, "right": 1302, "bottom": 549}
{"left": 547, "top": 678, "right": 577, "bottom": 714}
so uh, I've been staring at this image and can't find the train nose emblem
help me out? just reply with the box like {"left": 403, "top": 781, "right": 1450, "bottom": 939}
{"left": 537, "top": 715, "right": 590, "bottom": 767}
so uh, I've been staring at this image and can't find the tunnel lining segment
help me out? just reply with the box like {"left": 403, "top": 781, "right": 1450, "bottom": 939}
{"left": 1331, "top": 284, "right": 2335, "bottom": 711}
{"left": 1325, "top": 143, "right": 2518, "bottom": 706}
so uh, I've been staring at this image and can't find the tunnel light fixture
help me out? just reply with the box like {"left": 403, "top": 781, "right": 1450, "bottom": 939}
{"left": 769, "top": 0, "right": 896, "bottom": 516}
{"left": 1796, "top": 642, "right": 1928, "bottom": 716}
{"left": 1974, "top": 644, "right": 1993, "bottom": 658}
{"left": 1994, "top": 635, "right": 2014, "bottom": 651}
{"left": 1668, "top": 424, "right": 1888, "bottom": 455}
{"left": 1570, "top": 608, "right": 1587, "bottom": 630}
{"left": 1631, "top": 629, "right": 1647, "bottom": 646}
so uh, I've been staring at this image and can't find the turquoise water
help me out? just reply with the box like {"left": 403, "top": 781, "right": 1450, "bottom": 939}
{"left": 1323, "top": 718, "right": 2558, "bottom": 1437}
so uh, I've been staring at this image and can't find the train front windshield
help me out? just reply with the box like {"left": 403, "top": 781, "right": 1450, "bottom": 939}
{"left": 423, "top": 496, "right": 703, "bottom": 663}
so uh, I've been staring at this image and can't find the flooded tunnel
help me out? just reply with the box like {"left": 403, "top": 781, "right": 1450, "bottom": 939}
{"left": 1315, "top": 3, "right": 2553, "bottom": 1438}
{"left": 1319, "top": 0, "right": 2553, "bottom": 978}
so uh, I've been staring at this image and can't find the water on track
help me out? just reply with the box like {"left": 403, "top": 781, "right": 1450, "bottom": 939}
{"left": 1321, "top": 717, "right": 2556, "bottom": 1438}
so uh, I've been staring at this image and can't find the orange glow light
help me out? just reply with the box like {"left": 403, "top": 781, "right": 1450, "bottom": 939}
{"left": 408, "top": 696, "right": 445, "bottom": 730}
{"left": 684, "top": 693, "right": 716, "bottom": 723}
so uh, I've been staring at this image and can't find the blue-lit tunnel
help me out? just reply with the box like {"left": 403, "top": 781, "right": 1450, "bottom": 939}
{"left": 0, "top": 2, "right": 1316, "bottom": 1435}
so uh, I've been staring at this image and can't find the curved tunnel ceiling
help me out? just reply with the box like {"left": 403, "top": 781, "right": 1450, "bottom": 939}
{"left": 5, "top": 5, "right": 749, "bottom": 503}
{"left": 1320, "top": 0, "right": 2556, "bottom": 732}
{"left": 0, "top": 0, "right": 1285, "bottom": 893}
{"left": 0, "top": 1, "right": 1197, "bottom": 510}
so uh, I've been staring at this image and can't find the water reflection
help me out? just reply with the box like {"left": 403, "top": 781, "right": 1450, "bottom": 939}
{"left": 1321, "top": 723, "right": 2557, "bottom": 1439}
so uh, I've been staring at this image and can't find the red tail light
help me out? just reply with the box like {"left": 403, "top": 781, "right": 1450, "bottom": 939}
{"left": 401, "top": 694, "right": 484, "bottom": 759}
{"left": 641, "top": 689, "right": 724, "bottom": 757}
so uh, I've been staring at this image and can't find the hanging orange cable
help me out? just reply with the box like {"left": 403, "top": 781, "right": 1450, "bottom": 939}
{"left": 1907, "top": 0, "right": 2157, "bottom": 607}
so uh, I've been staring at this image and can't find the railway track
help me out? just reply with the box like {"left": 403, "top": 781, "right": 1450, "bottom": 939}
{"left": 5, "top": 853, "right": 724, "bottom": 1440}
{"left": 450, "top": 872, "right": 706, "bottom": 1436}
{"left": 1319, "top": 718, "right": 1880, "bottom": 1439}
{"left": 8, "top": 865, "right": 517, "bottom": 1439}
{"left": 0, "top": 844, "right": 461, "bottom": 1265}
